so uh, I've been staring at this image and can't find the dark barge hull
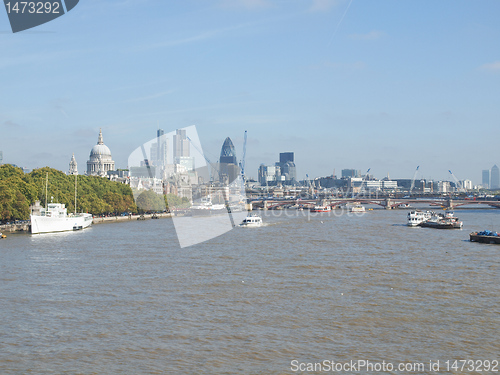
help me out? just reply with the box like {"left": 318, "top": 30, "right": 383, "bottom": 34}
{"left": 470, "top": 233, "right": 500, "bottom": 244}
{"left": 419, "top": 222, "right": 462, "bottom": 229}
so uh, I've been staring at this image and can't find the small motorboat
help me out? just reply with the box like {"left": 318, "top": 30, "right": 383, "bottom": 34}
{"left": 240, "top": 214, "right": 263, "bottom": 227}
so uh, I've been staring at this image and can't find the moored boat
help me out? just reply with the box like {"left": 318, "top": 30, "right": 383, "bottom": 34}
{"left": 30, "top": 173, "right": 92, "bottom": 234}
{"left": 470, "top": 230, "right": 500, "bottom": 244}
{"left": 31, "top": 203, "right": 93, "bottom": 234}
{"left": 419, "top": 212, "right": 463, "bottom": 229}
{"left": 407, "top": 210, "right": 432, "bottom": 227}
{"left": 190, "top": 196, "right": 227, "bottom": 216}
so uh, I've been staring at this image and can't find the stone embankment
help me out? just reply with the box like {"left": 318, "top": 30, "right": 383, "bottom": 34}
{"left": 92, "top": 213, "right": 172, "bottom": 224}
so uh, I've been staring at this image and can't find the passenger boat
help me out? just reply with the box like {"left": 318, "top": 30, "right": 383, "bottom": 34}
{"left": 349, "top": 203, "right": 366, "bottom": 213}
{"left": 240, "top": 214, "right": 263, "bottom": 227}
{"left": 398, "top": 203, "right": 412, "bottom": 209}
{"left": 419, "top": 212, "right": 463, "bottom": 229}
{"left": 310, "top": 205, "right": 331, "bottom": 213}
{"left": 469, "top": 230, "right": 500, "bottom": 244}
{"left": 0, "top": 233, "right": 6, "bottom": 239}
{"left": 407, "top": 210, "right": 432, "bottom": 227}
{"left": 30, "top": 174, "right": 92, "bottom": 234}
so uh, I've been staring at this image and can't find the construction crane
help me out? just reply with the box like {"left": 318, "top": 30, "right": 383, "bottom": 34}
{"left": 238, "top": 130, "right": 248, "bottom": 201}
{"left": 354, "top": 168, "right": 371, "bottom": 198}
{"left": 238, "top": 130, "right": 247, "bottom": 181}
{"left": 305, "top": 174, "right": 315, "bottom": 198}
{"left": 410, "top": 166, "right": 420, "bottom": 195}
{"left": 186, "top": 136, "right": 217, "bottom": 182}
{"left": 449, "top": 170, "right": 464, "bottom": 193}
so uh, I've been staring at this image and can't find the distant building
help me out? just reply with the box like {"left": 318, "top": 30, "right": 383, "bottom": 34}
{"left": 173, "top": 129, "right": 190, "bottom": 160}
{"left": 150, "top": 128, "right": 169, "bottom": 168}
{"left": 87, "top": 129, "right": 115, "bottom": 177}
{"left": 219, "top": 137, "right": 239, "bottom": 184}
{"left": 281, "top": 160, "right": 297, "bottom": 183}
{"left": 482, "top": 169, "right": 490, "bottom": 189}
{"left": 68, "top": 153, "right": 78, "bottom": 175}
{"left": 342, "top": 169, "right": 360, "bottom": 178}
{"left": 258, "top": 164, "right": 279, "bottom": 185}
{"left": 258, "top": 151, "right": 297, "bottom": 186}
{"left": 491, "top": 165, "right": 500, "bottom": 189}
{"left": 461, "top": 180, "right": 473, "bottom": 190}
{"left": 0, "top": 150, "right": 3, "bottom": 165}
{"left": 279, "top": 152, "right": 294, "bottom": 165}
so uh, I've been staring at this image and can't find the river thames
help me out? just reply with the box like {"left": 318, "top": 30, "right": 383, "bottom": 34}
{"left": 1, "top": 208, "right": 499, "bottom": 374}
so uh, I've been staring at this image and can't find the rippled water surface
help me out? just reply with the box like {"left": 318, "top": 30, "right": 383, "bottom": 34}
{"left": 1, "top": 209, "right": 499, "bottom": 374}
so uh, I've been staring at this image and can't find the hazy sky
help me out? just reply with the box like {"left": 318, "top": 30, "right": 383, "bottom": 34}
{"left": 1, "top": 0, "right": 499, "bottom": 184}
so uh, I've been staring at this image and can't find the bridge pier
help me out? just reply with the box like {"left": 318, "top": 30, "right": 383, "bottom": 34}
{"left": 263, "top": 201, "right": 268, "bottom": 211}
{"left": 384, "top": 198, "right": 392, "bottom": 210}
{"left": 446, "top": 199, "right": 454, "bottom": 209}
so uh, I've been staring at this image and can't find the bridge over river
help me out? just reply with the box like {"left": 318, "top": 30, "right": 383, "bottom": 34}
{"left": 250, "top": 197, "right": 500, "bottom": 210}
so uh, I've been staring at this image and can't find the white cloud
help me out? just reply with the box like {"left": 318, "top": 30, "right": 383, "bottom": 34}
{"left": 479, "top": 61, "right": 500, "bottom": 72}
{"left": 309, "top": 0, "right": 342, "bottom": 12}
{"left": 349, "top": 30, "right": 385, "bottom": 40}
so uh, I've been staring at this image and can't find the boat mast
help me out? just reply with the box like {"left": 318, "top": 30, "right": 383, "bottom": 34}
{"left": 74, "top": 174, "right": 77, "bottom": 214}
{"left": 45, "top": 172, "right": 48, "bottom": 209}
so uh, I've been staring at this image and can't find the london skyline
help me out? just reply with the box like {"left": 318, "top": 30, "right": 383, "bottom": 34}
{"left": 1, "top": 0, "right": 499, "bottom": 184}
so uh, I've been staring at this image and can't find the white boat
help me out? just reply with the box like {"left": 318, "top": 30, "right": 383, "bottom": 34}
{"left": 398, "top": 203, "right": 412, "bottom": 209}
{"left": 240, "top": 214, "right": 263, "bottom": 227}
{"left": 31, "top": 203, "right": 93, "bottom": 234}
{"left": 30, "top": 173, "right": 92, "bottom": 234}
{"left": 240, "top": 215, "right": 262, "bottom": 227}
{"left": 190, "top": 196, "right": 227, "bottom": 216}
{"left": 349, "top": 203, "right": 366, "bottom": 213}
{"left": 407, "top": 210, "right": 432, "bottom": 227}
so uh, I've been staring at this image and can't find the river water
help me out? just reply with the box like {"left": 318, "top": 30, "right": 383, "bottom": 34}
{"left": 1, "top": 208, "right": 499, "bottom": 374}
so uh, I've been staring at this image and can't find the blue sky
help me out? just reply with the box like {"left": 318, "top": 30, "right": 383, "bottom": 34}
{"left": 1, "top": 0, "right": 499, "bottom": 184}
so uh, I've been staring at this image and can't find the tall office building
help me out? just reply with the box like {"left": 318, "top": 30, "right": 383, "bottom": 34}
{"left": 150, "top": 128, "right": 169, "bottom": 167}
{"left": 491, "top": 165, "right": 500, "bottom": 189}
{"left": 173, "top": 129, "right": 190, "bottom": 160}
{"left": 219, "top": 137, "right": 239, "bottom": 184}
{"left": 279, "top": 152, "right": 294, "bottom": 165}
{"left": 277, "top": 152, "right": 296, "bottom": 184}
{"left": 482, "top": 169, "right": 490, "bottom": 189}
